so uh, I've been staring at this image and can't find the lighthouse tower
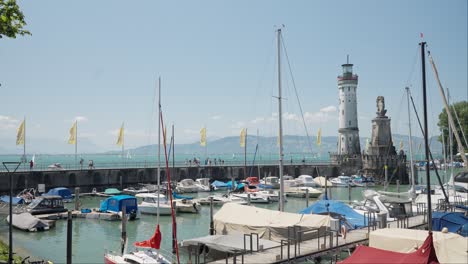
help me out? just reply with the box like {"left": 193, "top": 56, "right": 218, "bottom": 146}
{"left": 337, "top": 59, "right": 361, "bottom": 155}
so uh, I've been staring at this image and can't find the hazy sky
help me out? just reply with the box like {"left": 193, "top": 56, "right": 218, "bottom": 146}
{"left": 0, "top": 0, "right": 466, "bottom": 153}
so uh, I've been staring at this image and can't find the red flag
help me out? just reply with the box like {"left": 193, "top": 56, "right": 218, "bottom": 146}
{"left": 134, "top": 225, "right": 162, "bottom": 249}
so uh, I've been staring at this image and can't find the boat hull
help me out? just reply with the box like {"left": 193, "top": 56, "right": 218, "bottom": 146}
{"left": 138, "top": 204, "right": 172, "bottom": 215}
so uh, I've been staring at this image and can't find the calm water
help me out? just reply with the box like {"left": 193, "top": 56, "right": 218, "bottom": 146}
{"left": 0, "top": 184, "right": 414, "bottom": 263}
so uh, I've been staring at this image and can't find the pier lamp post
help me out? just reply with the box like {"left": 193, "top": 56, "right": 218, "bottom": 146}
{"left": 3, "top": 161, "right": 21, "bottom": 264}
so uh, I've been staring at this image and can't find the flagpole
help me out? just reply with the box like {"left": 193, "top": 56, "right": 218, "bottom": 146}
{"left": 122, "top": 122, "right": 125, "bottom": 165}
{"left": 23, "top": 117, "right": 26, "bottom": 169}
{"left": 244, "top": 129, "right": 247, "bottom": 178}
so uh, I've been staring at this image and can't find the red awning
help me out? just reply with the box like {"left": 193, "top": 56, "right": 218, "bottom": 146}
{"left": 338, "top": 233, "right": 439, "bottom": 264}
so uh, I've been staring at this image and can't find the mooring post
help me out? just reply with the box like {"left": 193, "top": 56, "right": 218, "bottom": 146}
{"left": 396, "top": 180, "right": 400, "bottom": 198}
{"left": 348, "top": 183, "right": 351, "bottom": 204}
{"left": 305, "top": 188, "right": 309, "bottom": 207}
{"left": 172, "top": 201, "right": 177, "bottom": 254}
{"left": 67, "top": 210, "right": 73, "bottom": 264}
{"left": 247, "top": 193, "right": 251, "bottom": 205}
{"left": 74, "top": 187, "right": 80, "bottom": 211}
{"left": 384, "top": 165, "right": 388, "bottom": 191}
{"left": 209, "top": 197, "right": 214, "bottom": 235}
{"left": 121, "top": 205, "right": 127, "bottom": 255}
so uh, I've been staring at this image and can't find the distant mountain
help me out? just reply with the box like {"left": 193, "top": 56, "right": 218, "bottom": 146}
{"left": 109, "top": 134, "right": 443, "bottom": 156}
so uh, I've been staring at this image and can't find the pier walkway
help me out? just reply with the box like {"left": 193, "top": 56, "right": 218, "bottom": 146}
{"left": 208, "top": 214, "right": 427, "bottom": 264}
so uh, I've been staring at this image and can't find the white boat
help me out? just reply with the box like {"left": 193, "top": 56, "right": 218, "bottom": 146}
{"left": 257, "top": 189, "right": 284, "bottom": 202}
{"left": 285, "top": 186, "right": 323, "bottom": 198}
{"left": 297, "top": 175, "right": 319, "bottom": 187}
{"left": 197, "top": 194, "right": 247, "bottom": 206}
{"left": 232, "top": 193, "right": 270, "bottom": 203}
{"left": 330, "top": 175, "right": 353, "bottom": 187}
{"left": 195, "top": 178, "right": 211, "bottom": 192}
{"left": 313, "top": 176, "right": 332, "bottom": 187}
{"left": 175, "top": 199, "right": 201, "bottom": 213}
{"left": 104, "top": 249, "right": 171, "bottom": 264}
{"left": 176, "top": 179, "right": 199, "bottom": 193}
{"left": 135, "top": 193, "right": 172, "bottom": 216}
{"left": 260, "top": 176, "right": 280, "bottom": 189}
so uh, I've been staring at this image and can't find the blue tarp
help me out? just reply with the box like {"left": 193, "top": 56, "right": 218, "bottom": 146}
{"left": 0, "top": 196, "right": 24, "bottom": 205}
{"left": 432, "top": 212, "right": 468, "bottom": 237}
{"left": 99, "top": 195, "right": 138, "bottom": 213}
{"left": 173, "top": 192, "right": 193, "bottom": 200}
{"left": 45, "top": 187, "right": 73, "bottom": 200}
{"left": 258, "top": 184, "right": 273, "bottom": 189}
{"left": 299, "top": 199, "right": 367, "bottom": 229}
{"left": 225, "top": 181, "right": 245, "bottom": 190}
{"left": 211, "top": 180, "right": 228, "bottom": 188}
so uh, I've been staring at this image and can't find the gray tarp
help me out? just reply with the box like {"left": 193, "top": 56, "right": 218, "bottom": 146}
{"left": 180, "top": 235, "right": 280, "bottom": 253}
{"left": 7, "top": 213, "right": 49, "bottom": 231}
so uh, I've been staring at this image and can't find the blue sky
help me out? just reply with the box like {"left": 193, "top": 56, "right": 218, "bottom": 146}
{"left": 0, "top": 0, "right": 466, "bottom": 153}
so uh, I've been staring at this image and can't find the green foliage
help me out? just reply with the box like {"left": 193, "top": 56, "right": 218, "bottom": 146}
{"left": 438, "top": 101, "right": 468, "bottom": 155}
{"left": 0, "top": 240, "right": 23, "bottom": 263}
{"left": 0, "top": 0, "right": 31, "bottom": 39}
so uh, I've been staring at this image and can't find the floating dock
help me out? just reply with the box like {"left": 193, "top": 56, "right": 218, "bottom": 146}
{"left": 34, "top": 210, "right": 121, "bottom": 221}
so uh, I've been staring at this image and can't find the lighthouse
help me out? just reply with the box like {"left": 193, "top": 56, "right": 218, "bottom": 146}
{"left": 337, "top": 58, "right": 361, "bottom": 155}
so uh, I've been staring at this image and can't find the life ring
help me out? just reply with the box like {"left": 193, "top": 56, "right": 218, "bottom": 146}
{"left": 341, "top": 225, "right": 347, "bottom": 239}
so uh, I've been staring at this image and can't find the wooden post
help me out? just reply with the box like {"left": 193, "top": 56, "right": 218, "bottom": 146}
{"left": 121, "top": 205, "right": 127, "bottom": 255}
{"left": 384, "top": 165, "right": 388, "bottom": 191}
{"left": 172, "top": 201, "right": 177, "bottom": 254}
{"left": 348, "top": 183, "right": 351, "bottom": 204}
{"left": 67, "top": 210, "right": 73, "bottom": 264}
{"left": 209, "top": 197, "right": 214, "bottom": 235}
{"left": 74, "top": 187, "right": 80, "bottom": 211}
{"left": 305, "top": 188, "right": 309, "bottom": 207}
{"left": 247, "top": 193, "right": 251, "bottom": 205}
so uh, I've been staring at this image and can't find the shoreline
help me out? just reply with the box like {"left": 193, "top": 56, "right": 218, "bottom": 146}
{"left": 0, "top": 223, "right": 48, "bottom": 263}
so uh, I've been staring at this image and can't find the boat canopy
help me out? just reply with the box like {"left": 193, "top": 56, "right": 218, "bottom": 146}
{"left": 432, "top": 212, "right": 468, "bottom": 236}
{"left": 99, "top": 195, "right": 138, "bottom": 213}
{"left": 211, "top": 180, "right": 228, "bottom": 188}
{"left": 7, "top": 212, "right": 49, "bottom": 231}
{"left": 173, "top": 192, "right": 193, "bottom": 200}
{"left": 299, "top": 199, "right": 366, "bottom": 229}
{"left": 45, "top": 187, "right": 72, "bottom": 200}
{"left": 339, "top": 233, "right": 439, "bottom": 264}
{"left": 104, "top": 188, "right": 122, "bottom": 195}
{"left": 214, "top": 203, "right": 330, "bottom": 242}
{"left": 0, "top": 196, "right": 24, "bottom": 205}
{"left": 369, "top": 228, "right": 466, "bottom": 264}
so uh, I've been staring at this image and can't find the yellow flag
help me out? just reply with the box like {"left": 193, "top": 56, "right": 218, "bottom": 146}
{"left": 200, "top": 127, "right": 206, "bottom": 146}
{"left": 68, "top": 121, "right": 77, "bottom": 144}
{"left": 316, "top": 128, "right": 322, "bottom": 146}
{"left": 240, "top": 128, "right": 246, "bottom": 147}
{"left": 16, "top": 120, "right": 25, "bottom": 145}
{"left": 116, "top": 123, "right": 124, "bottom": 146}
{"left": 399, "top": 140, "right": 404, "bottom": 150}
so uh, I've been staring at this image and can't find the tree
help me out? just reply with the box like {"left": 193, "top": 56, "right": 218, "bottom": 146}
{"left": 438, "top": 101, "right": 468, "bottom": 156}
{"left": 0, "top": 0, "right": 30, "bottom": 39}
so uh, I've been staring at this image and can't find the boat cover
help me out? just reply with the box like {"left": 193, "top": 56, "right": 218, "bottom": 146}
{"left": 339, "top": 232, "right": 439, "bottom": 264}
{"left": 299, "top": 199, "right": 366, "bottom": 229}
{"left": 214, "top": 203, "right": 330, "bottom": 242}
{"left": 104, "top": 188, "right": 122, "bottom": 195}
{"left": 211, "top": 180, "right": 228, "bottom": 188}
{"left": 99, "top": 195, "right": 138, "bottom": 213}
{"left": 432, "top": 212, "right": 468, "bottom": 236}
{"left": 313, "top": 176, "right": 332, "bottom": 187}
{"left": 180, "top": 234, "right": 280, "bottom": 253}
{"left": 7, "top": 213, "right": 49, "bottom": 231}
{"left": 0, "top": 196, "right": 24, "bottom": 205}
{"left": 369, "top": 228, "right": 466, "bottom": 264}
{"left": 45, "top": 187, "right": 72, "bottom": 200}
{"left": 173, "top": 192, "right": 193, "bottom": 200}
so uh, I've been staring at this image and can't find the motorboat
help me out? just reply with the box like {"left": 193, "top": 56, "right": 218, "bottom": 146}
{"left": 47, "top": 163, "right": 64, "bottom": 170}
{"left": 454, "top": 171, "right": 468, "bottom": 190}
{"left": 99, "top": 195, "right": 140, "bottom": 220}
{"left": 26, "top": 195, "right": 67, "bottom": 215}
{"left": 297, "top": 175, "right": 319, "bottom": 187}
{"left": 284, "top": 186, "right": 323, "bottom": 198}
{"left": 257, "top": 189, "right": 283, "bottom": 202}
{"left": 313, "top": 176, "right": 332, "bottom": 187}
{"left": 260, "top": 176, "right": 280, "bottom": 189}
{"left": 330, "top": 175, "right": 354, "bottom": 187}
{"left": 232, "top": 193, "right": 270, "bottom": 203}
{"left": 351, "top": 175, "right": 375, "bottom": 187}
{"left": 96, "top": 188, "right": 123, "bottom": 197}
{"left": 175, "top": 198, "right": 201, "bottom": 213}
{"left": 123, "top": 186, "right": 152, "bottom": 195}
{"left": 245, "top": 177, "right": 260, "bottom": 186}
{"left": 135, "top": 193, "right": 172, "bottom": 216}
{"left": 197, "top": 194, "right": 247, "bottom": 206}
{"left": 244, "top": 184, "right": 259, "bottom": 193}
{"left": 44, "top": 187, "right": 73, "bottom": 202}
{"left": 353, "top": 190, "right": 414, "bottom": 221}
{"left": 7, "top": 212, "right": 52, "bottom": 232}
{"left": 104, "top": 248, "right": 171, "bottom": 264}
{"left": 175, "top": 179, "right": 199, "bottom": 193}
{"left": 195, "top": 178, "right": 211, "bottom": 192}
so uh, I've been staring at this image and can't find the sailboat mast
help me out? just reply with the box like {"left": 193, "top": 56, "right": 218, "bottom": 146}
{"left": 157, "top": 77, "right": 161, "bottom": 224}
{"left": 244, "top": 128, "right": 247, "bottom": 178}
{"left": 447, "top": 88, "right": 455, "bottom": 190}
{"left": 277, "top": 28, "right": 285, "bottom": 212}
{"left": 405, "top": 88, "right": 416, "bottom": 199}
{"left": 420, "top": 42, "right": 432, "bottom": 231}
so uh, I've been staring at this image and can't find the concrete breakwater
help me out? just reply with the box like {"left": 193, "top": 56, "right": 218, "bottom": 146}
{"left": 0, "top": 164, "right": 340, "bottom": 193}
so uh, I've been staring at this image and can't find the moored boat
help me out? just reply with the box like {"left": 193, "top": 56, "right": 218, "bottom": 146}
{"left": 135, "top": 193, "right": 172, "bottom": 216}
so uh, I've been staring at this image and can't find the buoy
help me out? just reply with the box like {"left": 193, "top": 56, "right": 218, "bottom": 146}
{"left": 341, "top": 225, "right": 347, "bottom": 239}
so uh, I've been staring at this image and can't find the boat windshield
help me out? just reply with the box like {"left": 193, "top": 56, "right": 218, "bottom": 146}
{"left": 28, "top": 198, "right": 43, "bottom": 208}
{"left": 267, "top": 178, "right": 279, "bottom": 184}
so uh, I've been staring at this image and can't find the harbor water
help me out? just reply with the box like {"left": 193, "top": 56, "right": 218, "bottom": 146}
{"left": 0, "top": 184, "right": 416, "bottom": 263}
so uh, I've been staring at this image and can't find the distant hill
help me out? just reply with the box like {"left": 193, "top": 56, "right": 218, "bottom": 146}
{"left": 108, "top": 134, "right": 443, "bottom": 156}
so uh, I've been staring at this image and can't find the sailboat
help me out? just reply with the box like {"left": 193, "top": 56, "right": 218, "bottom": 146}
{"left": 104, "top": 78, "right": 173, "bottom": 264}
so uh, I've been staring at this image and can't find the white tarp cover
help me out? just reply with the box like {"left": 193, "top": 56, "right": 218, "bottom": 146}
{"left": 214, "top": 203, "right": 330, "bottom": 242}
{"left": 369, "top": 228, "right": 467, "bottom": 264}
{"left": 7, "top": 213, "right": 49, "bottom": 231}
{"left": 313, "top": 176, "right": 332, "bottom": 187}
{"left": 180, "top": 234, "right": 280, "bottom": 253}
